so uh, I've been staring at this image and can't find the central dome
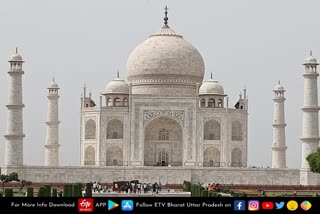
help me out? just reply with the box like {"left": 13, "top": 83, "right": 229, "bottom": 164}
{"left": 127, "top": 24, "right": 205, "bottom": 96}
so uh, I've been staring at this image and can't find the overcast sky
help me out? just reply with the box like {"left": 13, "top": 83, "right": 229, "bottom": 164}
{"left": 0, "top": 0, "right": 319, "bottom": 168}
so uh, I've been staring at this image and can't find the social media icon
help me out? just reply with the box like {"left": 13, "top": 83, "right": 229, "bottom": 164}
{"left": 122, "top": 200, "right": 134, "bottom": 211}
{"left": 234, "top": 200, "right": 246, "bottom": 211}
{"left": 286, "top": 200, "right": 298, "bottom": 211}
{"left": 300, "top": 200, "right": 312, "bottom": 211}
{"left": 275, "top": 202, "right": 285, "bottom": 209}
{"left": 78, "top": 198, "right": 94, "bottom": 212}
{"left": 262, "top": 202, "right": 274, "bottom": 210}
{"left": 248, "top": 200, "right": 260, "bottom": 211}
{"left": 108, "top": 200, "right": 119, "bottom": 211}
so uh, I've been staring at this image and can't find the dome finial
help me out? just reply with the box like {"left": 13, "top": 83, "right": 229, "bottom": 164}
{"left": 53, "top": 77, "right": 55, "bottom": 82}
{"left": 15, "top": 47, "right": 18, "bottom": 54}
{"left": 210, "top": 73, "right": 213, "bottom": 79}
{"left": 117, "top": 70, "right": 120, "bottom": 78}
{"left": 310, "top": 50, "right": 313, "bottom": 56}
{"left": 164, "top": 6, "right": 168, "bottom": 25}
{"left": 278, "top": 80, "right": 280, "bottom": 85}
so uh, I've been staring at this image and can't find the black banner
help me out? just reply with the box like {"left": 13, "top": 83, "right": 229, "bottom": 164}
{"left": 1, "top": 197, "right": 316, "bottom": 213}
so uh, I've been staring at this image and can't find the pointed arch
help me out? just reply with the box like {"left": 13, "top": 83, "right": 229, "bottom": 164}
{"left": 85, "top": 119, "right": 96, "bottom": 139}
{"left": 107, "top": 98, "right": 112, "bottom": 106}
{"left": 123, "top": 98, "right": 128, "bottom": 106}
{"left": 114, "top": 97, "right": 121, "bottom": 106}
{"left": 204, "top": 119, "right": 221, "bottom": 140}
{"left": 144, "top": 116, "right": 183, "bottom": 166}
{"left": 203, "top": 147, "right": 220, "bottom": 167}
{"left": 208, "top": 98, "right": 215, "bottom": 107}
{"left": 106, "top": 146, "right": 123, "bottom": 166}
{"left": 200, "top": 98, "right": 206, "bottom": 107}
{"left": 107, "top": 118, "right": 124, "bottom": 139}
{"left": 231, "top": 147, "right": 242, "bottom": 167}
{"left": 84, "top": 145, "right": 95, "bottom": 165}
{"left": 232, "top": 121, "right": 242, "bottom": 141}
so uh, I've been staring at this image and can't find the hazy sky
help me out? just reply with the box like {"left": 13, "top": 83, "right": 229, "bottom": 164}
{"left": 0, "top": 0, "right": 319, "bottom": 168}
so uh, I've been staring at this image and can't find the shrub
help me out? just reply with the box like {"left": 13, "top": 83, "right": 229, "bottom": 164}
{"left": 221, "top": 189, "right": 230, "bottom": 193}
{"left": 27, "top": 187, "right": 33, "bottom": 197}
{"left": 201, "top": 190, "right": 208, "bottom": 197}
{"left": 38, "top": 187, "right": 45, "bottom": 197}
{"left": 183, "top": 181, "right": 191, "bottom": 192}
{"left": 85, "top": 183, "right": 92, "bottom": 197}
{"left": 191, "top": 184, "right": 197, "bottom": 197}
{"left": 210, "top": 191, "right": 218, "bottom": 197}
{"left": 63, "top": 184, "right": 70, "bottom": 197}
{"left": 72, "top": 184, "right": 82, "bottom": 197}
{"left": 233, "top": 192, "right": 240, "bottom": 197}
{"left": 44, "top": 185, "right": 51, "bottom": 197}
{"left": 52, "top": 189, "right": 57, "bottom": 197}
{"left": 4, "top": 189, "right": 13, "bottom": 197}
{"left": 239, "top": 193, "right": 247, "bottom": 197}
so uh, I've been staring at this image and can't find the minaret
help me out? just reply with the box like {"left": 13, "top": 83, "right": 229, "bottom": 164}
{"left": 44, "top": 79, "right": 60, "bottom": 166}
{"left": 272, "top": 81, "right": 287, "bottom": 168}
{"left": 301, "top": 51, "right": 320, "bottom": 170}
{"left": 4, "top": 49, "right": 25, "bottom": 166}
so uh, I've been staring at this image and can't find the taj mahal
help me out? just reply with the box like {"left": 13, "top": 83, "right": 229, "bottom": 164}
{"left": 1, "top": 8, "right": 320, "bottom": 185}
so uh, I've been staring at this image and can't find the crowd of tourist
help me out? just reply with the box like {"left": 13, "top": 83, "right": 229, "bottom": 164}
{"left": 202, "top": 183, "right": 221, "bottom": 192}
{"left": 113, "top": 182, "right": 162, "bottom": 194}
{"left": 91, "top": 181, "right": 163, "bottom": 194}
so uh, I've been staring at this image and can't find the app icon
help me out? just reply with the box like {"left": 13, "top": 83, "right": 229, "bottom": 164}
{"left": 300, "top": 200, "right": 312, "bottom": 211}
{"left": 248, "top": 200, "right": 260, "bottom": 211}
{"left": 122, "top": 200, "right": 134, "bottom": 211}
{"left": 234, "top": 200, "right": 246, "bottom": 211}
{"left": 262, "top": 202, "right": 274, "bottom": 210}
{"left": 78, "top": 198, "right": 94, "bottom": 212}
{"left": 108, "top": 200, "right": 119, "bottom": 211}
{"left": 286, "top": 200, "right": 298, "bottom": 211}
{"left": 275, "top": 202, "right": 285, "bottom": 209}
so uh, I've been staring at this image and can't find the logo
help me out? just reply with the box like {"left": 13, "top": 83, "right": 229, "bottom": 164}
{"left": 275, "top": 202, "right": 285, "bottom": 209}
{"left": 286, "top": 200, "right": 298, "bottom": 211}
{"left": 234, "top": 200, "right": 246, "bottom": 211}
{"left": 248, "top": 200, "right": 260, "bottom": 211}
{"left": 300, "top": 200, "right": 312, "bottom": 211}
{"left": 108, "top": 200, "right": 119, "bottom": 211}
{"left": 121, "top": 200, "right": 134, "bottom": 211}
{"left": 262, "top": 202, "right": 274, "bottom": 210}
{"left": 78, "top": 198, "right": 94, "bottom": 212}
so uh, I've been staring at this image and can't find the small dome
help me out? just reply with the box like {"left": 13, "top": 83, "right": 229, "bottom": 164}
{"left": 48, "top": 81, "right": 59, "bottom": 89}
{"left": 199, "top": 79, "right": 224, "bottom": 95}
{"left": 273, "top": 81, "right": 285, "bottom": 91}
{"left": 104, "top": 78, "right": 129, "bottom": 94}
{"left": 304, "top": 55, "right": 318, "bottom": 64}
{"left": 304, "top": 51, "right": 318, "bottom": 65}
{"left": 9, "top": 52, "right": 23, "bottom": 62}
{"left": 274, "top": 84, "right": 284, "bottom": 91}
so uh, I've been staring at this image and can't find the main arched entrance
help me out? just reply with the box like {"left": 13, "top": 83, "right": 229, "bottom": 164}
{"left": 144, "top": 116, "right": 183, "bottom": 166}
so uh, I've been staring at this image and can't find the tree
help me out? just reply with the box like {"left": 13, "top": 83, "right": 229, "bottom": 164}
{"left": 20, "top": 180, "right": 32, "bottom": 192}
{"left": 0, "top": 172, "right": 20, "bottom": 193}
{"left": 8, "top": 172, "right": 19, "bottom": 182}
{"left": 0, "top": 175, "right": 8, "bottom": 193}
{"left": 306, "top": 148, "right": 320, "bottom": 173}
